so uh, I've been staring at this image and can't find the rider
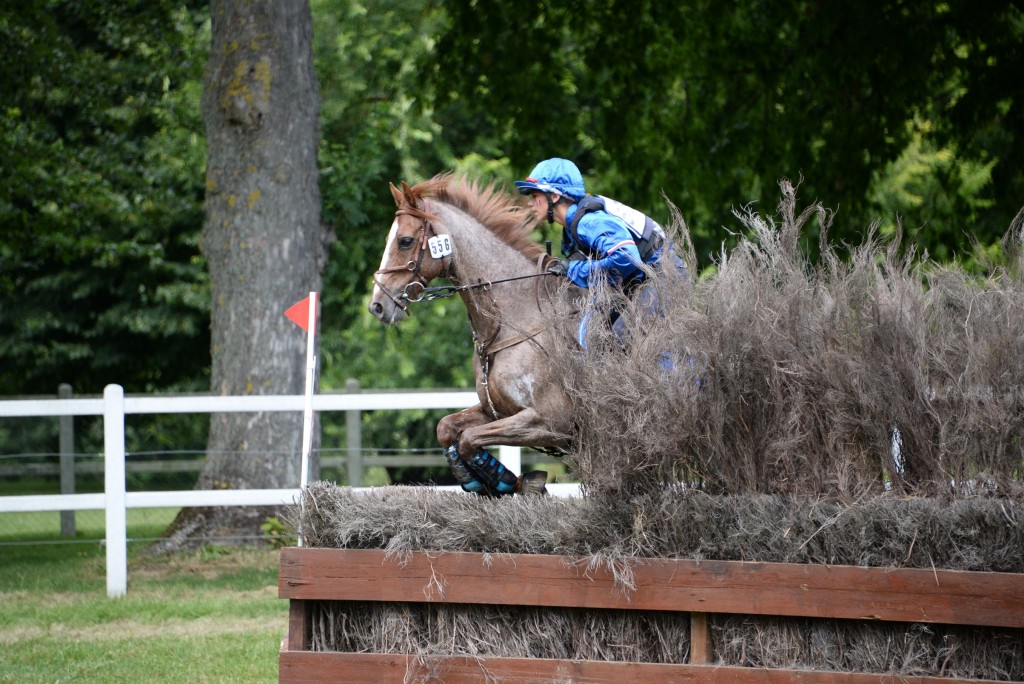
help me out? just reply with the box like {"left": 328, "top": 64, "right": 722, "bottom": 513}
{"left": 515, "top": 157, "right": 686, "bottom": 346}
{"left": 443, "top": 159, "right": 682, "bottom": 497}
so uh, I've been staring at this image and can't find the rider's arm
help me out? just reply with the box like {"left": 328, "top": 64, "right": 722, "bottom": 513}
{"left": 566, "top": 212, "right": 644, "bottom": 287}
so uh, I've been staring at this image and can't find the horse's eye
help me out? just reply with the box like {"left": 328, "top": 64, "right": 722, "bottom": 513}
{"left": 398, "top": 236, "right": 416, "bottom": 249}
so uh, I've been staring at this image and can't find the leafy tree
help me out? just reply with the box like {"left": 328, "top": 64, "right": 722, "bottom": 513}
{"left": 0, "top": 2, "right": 210, "bottom": 398}
{"left": 312, "top": 0, "right": 452, "bottom": 341}
{"left": 434, "top": 0, "right": 1024, "bottom": 262}
{"left": 868, "top": 117, "right": 997, "bottom": 264}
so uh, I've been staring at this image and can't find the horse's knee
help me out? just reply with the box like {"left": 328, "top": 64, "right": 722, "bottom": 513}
{"left": 436, "top": 415, "right": 458, "bottom": 448}
{"left": 457, "top": 430, "right": 480, "bottom": 458}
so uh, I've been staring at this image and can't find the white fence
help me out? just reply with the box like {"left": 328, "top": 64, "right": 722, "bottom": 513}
{"left": 0, "top": 384, "right": 579, "bottom": 598}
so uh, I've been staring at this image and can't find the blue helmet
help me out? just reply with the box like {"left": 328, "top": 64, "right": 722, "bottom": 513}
{"left": 515, "top": 158, "right": 587, "bottom": 199}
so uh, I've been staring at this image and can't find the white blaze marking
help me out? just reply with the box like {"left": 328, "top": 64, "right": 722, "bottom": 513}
{"left": 372, "top": 219, "right": 400, "bottom": 301}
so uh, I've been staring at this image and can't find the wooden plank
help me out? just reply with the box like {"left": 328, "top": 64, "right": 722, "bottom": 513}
{"left": 278, "top": 651, "right": 1007, "bottom": 684}
{"left": 689, "top": 612, "right": 709, "bottom": 664}
{"left": 287, "top": 600, "right": 309, "bottom": 652}
{"left": 279, "top": 548, "right": 1024, "bottom": 628}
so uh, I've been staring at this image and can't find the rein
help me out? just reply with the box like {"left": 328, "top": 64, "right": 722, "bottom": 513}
{"left": 404, "top": 272, "right": 552, "bottom": 304}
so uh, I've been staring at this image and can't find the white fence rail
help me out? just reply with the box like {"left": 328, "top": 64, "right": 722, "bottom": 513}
{"left": 0, "top": 384, "right": 579, "bottom": 597}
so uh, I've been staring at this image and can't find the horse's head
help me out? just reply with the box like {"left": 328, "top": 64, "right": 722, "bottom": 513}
{"left": 369, "top": 181, "right": 450, "bottom": 324}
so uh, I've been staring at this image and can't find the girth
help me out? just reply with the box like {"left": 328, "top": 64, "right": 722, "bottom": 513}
{"left": 473, "top": 322, "right": 548, "bottom": 420}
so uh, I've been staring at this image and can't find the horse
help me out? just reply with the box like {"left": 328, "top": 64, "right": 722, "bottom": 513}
{"left": 369, "top": 174, "right": 577, "bottom": 495}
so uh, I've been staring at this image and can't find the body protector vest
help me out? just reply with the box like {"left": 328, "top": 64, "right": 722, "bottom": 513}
{"left": 567, "top": 195, "right": 666, "bottom": 265}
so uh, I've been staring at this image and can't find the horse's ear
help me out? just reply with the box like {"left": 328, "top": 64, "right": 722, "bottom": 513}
{"left": 389, "top": 182, "right": 404, "bottom": 208}
{"left": 400, "top": 181, "right": 415, "bottom": 205}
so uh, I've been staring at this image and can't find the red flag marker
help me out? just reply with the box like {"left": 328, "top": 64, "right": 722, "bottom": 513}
{"left": 285, "top": 295, "right": 315, "bottom": 332}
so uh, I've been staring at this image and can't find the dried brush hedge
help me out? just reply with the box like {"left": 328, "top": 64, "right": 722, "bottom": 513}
{"left": 297, "top": 485, "right": 1023, "bottom": 574}
{"left": 302, "top": 602, "right": 1022, "bottom": 680}
{"left": 290, "top": 186, "right": 1024, "bottom": 679}
{"left": 307, "top": 601, "right": 691, "bottom": 664}
{"left": 551, "top": 181, "right": 1024, "bottom": 499}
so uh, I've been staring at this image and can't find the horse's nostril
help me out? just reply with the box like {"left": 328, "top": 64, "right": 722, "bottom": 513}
{"left": 369, "top": 301, "right": 383, "bottom": 316}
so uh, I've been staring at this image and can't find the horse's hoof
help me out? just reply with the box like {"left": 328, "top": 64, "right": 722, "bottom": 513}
{"left": 516, "top": 470, "right": 548, "bottom": 496}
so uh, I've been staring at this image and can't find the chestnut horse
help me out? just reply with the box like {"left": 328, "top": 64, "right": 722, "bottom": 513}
{"left": 369, "top": 175, "right": 577, "bottom": 495}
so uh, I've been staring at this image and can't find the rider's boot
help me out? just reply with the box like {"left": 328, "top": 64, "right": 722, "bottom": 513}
{"left": 444, "top": 445, "right": 486, "bottom": 493}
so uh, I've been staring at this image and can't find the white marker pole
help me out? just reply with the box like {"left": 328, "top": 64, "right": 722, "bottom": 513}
{"left": 285, "top": 291, "right": 320, "bottom": 548}
{"left": 297, "top": 292, "right": 318, "bottom": 549}
{"left": 299, "top": 291, "right": 317, "bottom": 491}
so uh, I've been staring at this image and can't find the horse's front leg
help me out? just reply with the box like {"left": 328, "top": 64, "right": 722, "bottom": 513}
{"left": 436, "top": 404, "right": 550, "bottom": 496}
{"left": 436, "top": 405, "right": 515, "bottom": 495}
{"left": 449, "top": 407, "right": 571, "bottom": 496}
{"left": 436, "top": 404, "right": 491, "bottom": 449}
{"left": 458, "top": 407, "right": 571, "bottom": 456}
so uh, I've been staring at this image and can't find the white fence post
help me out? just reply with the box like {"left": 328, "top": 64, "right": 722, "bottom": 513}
{"left": 500, "top": 445, "right": 522, "bottom": 477}
{"left": 104, "top": 384, "right": 127, "bottom": 598}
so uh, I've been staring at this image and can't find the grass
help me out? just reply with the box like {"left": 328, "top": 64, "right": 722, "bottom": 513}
{"left": 0, "top": 508, "right": 286, "bottom": 683}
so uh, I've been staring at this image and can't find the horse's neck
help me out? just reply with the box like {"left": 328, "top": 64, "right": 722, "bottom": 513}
{"left": 438, "top": 205, "right": 541, "bottom": 337}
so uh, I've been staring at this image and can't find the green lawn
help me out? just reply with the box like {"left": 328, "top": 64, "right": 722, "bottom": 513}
{"left": 0, "top": 508, "right": 286, "bottom": 683}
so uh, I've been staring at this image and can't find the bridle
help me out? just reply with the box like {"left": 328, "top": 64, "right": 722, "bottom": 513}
{"left": 373, "top": 205, "right": 557, "bottom": 311}
{"left": 372, "top": 207, "right": 441, "bottom": 311}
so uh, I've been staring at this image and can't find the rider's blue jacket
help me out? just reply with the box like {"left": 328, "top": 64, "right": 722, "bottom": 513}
{"left": 562, "top": 204, "right": 654, "bottom": 288}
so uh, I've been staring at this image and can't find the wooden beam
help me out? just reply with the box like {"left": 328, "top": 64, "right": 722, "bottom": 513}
{"left": 689, "top": 612, "right": 709, "bottom": 664}
{"left": 279, "top": 548, "right": 1024, "bottom": 628}
{"left": 278, "top": 651, "right": 1007, "bottom": 684}
{"left": 287, "top": 600, "right": 309, "bottom": 652}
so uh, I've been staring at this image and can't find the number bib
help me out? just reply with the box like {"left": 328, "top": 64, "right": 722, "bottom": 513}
{"left": 428, "top": 234, "right": 453, "bottom": 258}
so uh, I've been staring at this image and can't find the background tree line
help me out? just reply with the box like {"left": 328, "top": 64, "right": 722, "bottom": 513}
{"left": 1, "top": 0, "right": 1021, "bottom": 497}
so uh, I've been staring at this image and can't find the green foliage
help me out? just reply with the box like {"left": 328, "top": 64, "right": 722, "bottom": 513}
{"left": 0, "top": 2, "right": 211, "bottom": 396}
{"left": 311, "top": 2, "right": 477, "bottom": 462}
{"left": 869, "top": 118, "right": 997, "bottom": 264}
{"left": 327, "top": 296, "right": 474, "bottom": 389}
{"left": 310, "top": 0, "right": 486, "bottom": 482}
{"left": 321, "top": 295, "right": 476, "bottom": 484}
{"left": 435, "top": 0, "right": 1024, "bottom": 263}
{"left": 313, "top": 0, "right": 448, "bottom": 324}
{"left": 259, "top": 515, "right": 295, "bottom": 549}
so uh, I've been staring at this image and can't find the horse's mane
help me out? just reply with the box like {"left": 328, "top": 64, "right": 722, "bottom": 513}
{"left": 406, "top": 174, "right": 548, "bottom": 263}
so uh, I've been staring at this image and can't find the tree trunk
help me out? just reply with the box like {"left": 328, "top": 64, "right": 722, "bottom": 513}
{"left": 160, "top": 0, "right": 327, "bottom": 549}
